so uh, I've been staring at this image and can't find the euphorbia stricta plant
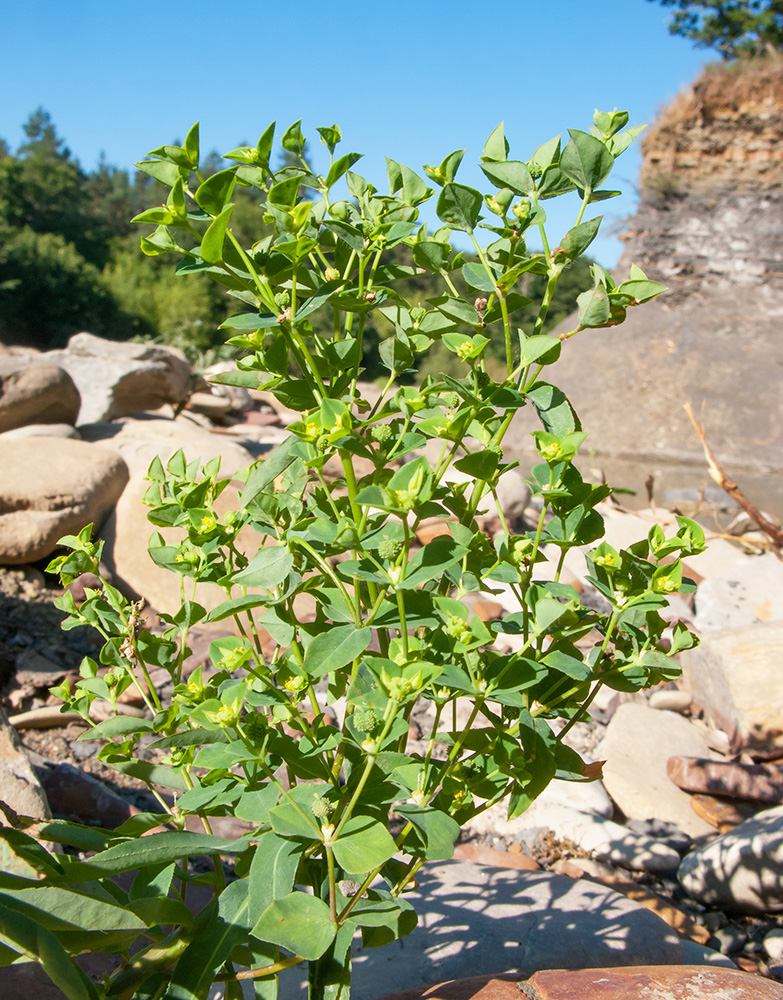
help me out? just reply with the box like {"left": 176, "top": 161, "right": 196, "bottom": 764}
{"left": 0, "top": 110, "right": 703, "bottom": 1000}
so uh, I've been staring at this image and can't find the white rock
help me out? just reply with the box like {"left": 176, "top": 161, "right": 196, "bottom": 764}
{"left": 598, "top": 702, "right": 719, "bottom": 837}
{"left": 0, "top": 423, "right": 80, "bottom": 440}
{"left": 0, "top": 364, "right": 80, "bottom": 433}
{"left": 649, "top": 688, "right": 693, "bottom": 713}
{"left": 764, "top": 928, "right": 783, "bottom": 964}
{"left": 694, "top": 551, "right": 783, "bottom": 631}
{"left": 679, "top": 805, "right": 783, "bottom": 913}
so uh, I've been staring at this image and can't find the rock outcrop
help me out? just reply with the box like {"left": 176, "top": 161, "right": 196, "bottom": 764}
{"left": 505, "top": 58, "right": 783, "bottom": 517}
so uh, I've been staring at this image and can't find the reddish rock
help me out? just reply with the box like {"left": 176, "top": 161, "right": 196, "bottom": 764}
{"left": 473, "top": 600, "right": 504, "bottom": 622}
{"left": 690, "top": 792, "right": 760, "bottom": 832}
{"left": 416, "top": 521, "right": 454, "bottom": 545}
{"left": 40, "top": 762, "right": 138, "bottom": 828}
{"left": 667, "top": 756, "right": 783, "bottom": 803}
{"left": 375, "top": 974, "right": 521, "bottom": 1000}
{"left": 453, "top": 842, "right": 540, "bottom": 871}
{"left": 243, "top": 410, "right": 283, "bottom": 427}
{"left": 522, "top": 965, "right": 783, "bottom": 999}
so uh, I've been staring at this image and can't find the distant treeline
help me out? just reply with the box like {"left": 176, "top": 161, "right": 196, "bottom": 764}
{"left": 0, "top": 109, "right": 593, "bottom": 377}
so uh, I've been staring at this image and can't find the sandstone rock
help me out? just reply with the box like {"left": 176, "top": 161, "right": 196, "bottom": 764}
{"left": 693, "top": 553, "right": 783, "bottom": 632}
{"left": 0, "top": 422, "right": 80, "bottom": 440}
{"left": 0, "top": 363, "right": 80, "bottom": 433}
{"left": 522, "top": 965, "right": 782, "bottom": 1000}
{"left": 649, "top": 688, "right": 693, "bottom": 713}
{"left": 679, "top": 622, "right": 783, "bottom": 753}
{"left": 343, "top": 863, "right": 684, "bottom": 1000}
{"left": 185, "top": 390, "right": 233, "bottom": 416}
{"left": 598, "top": 703, "right": 719, "bottom": 837}
{"left": 39, "top": 332, "right": 192, "bottom": 423}
{"left": 39, "top": 762, "right": 136, "bottom": 828}
{"left": 452, "top": 843, "right": 540, "bottom": 870}
{"left": 667, "top": 756, "right": 783, "bottom": 804}
{"left": 0, "top": 707, "right": 51, "bottom": 822}
{"left": 690, "top": 793, "right": 759, "bottom": 833}
{"left": 0, "top": 437, "right": 129, "bottom": 564}
{"left": 679, "top": 805, "right": 783, "bottom": 913}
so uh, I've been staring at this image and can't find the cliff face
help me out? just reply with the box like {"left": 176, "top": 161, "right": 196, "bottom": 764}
{"left": 505, "top": 59, "right": 783, "bottom": 512}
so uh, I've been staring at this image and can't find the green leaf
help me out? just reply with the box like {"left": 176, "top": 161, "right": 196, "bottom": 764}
{"left": 412, "top": 240, "right": 451, "bottom": 271}
{"left": 252, "top": 892, "right": 335, "bottom": 961}
{"left": 134, "top": 158, "right": 183, "bottom": 188}
{"left": 480, "top": 160, "right": 535, "bottom": 196}
{"left": 103, "top": 759, "right": 188, "bottom": 792}
{"left": 0, "top": 885, "right": 145, "bottom": 937}
{"left": 249, "top": 831, "right": 300, "bottom": 923}
{"left": 302, "top": 626, "right": 372, "bottom": 678}
{"left": 183, "top": 121, "right": 200, "bottom": 167}
{"left": 461, "top": 262, "right": 497, "bottom": 293}
{"left": 559, "top": 216, "right": 602, "bottom": 260}
{"left": 231, "top": 546, "right": 293, "bottom": 589}
{"left": 577, "top": 283, "right": 611, "bottom": 328}
{"left": 518, "top": 335, "right": 561, "bottom": 368}
{"left": 200, "top": 204, "right": 234, "bottom": 264}
{"left": 453, "top": 449, "right": 500, "bottom": 480}
{"left": 482, "top": 122, "right": 509, "bottom": 162}
{"left": 525, "top": 382, "right": 580, "bottom": 436}
{"left": 436, "top": 183, "right": 482, "bottom": 232}
{"left": 63, "top": 832, "right": 251, "bottom": 880}
{"left": 83, "top": 716, "right": 152, "bottom": 741}
{"left": 0, "top": 901, "right": 97, "bottom": 1000}
{"left": 167, "top": 879, "right": 251, "bottom": 1000}
{"left": 326, "top": 152, "right": 363, "bottom": 188}
{"left": 394, "top": 804, "right": 459, "bottom": 860}
{"left": 241, "top": 436, "right": 299, "bottom": 507}
{"left": 281, "top": 120, "right": 305, "bottom": 156}
{"left": 195, "top": 169, "right": 237, "bottom": 216}
{"left": 402, "top": 536, "right": 466, "bottom": 589}
{"left": 332, "top": 816, "right": 396, "bottom": 874}
{"left": 560, "top": 130, "right": 614, "bottom": 194}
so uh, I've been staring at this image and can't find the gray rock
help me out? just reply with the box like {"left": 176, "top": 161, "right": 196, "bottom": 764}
{"left": 279, "top": 862, "right": 685, "bottom": 1000}
{"left": 0, "top": 707, "right": 51, "bottom": 823}
{"left": 0, "top": 423, "right": 81, "bottom": 440}
{"left": 764, "top": 928, "right": 783, "bottom": 963}
{"left": 0, "top": 364, "right": 80, "bottom": 432}
{"left": 0, "top": 437, "right": 129, "bottom": 564}
{"left": 37, "top": 332, "right": 192, "bottom": 423}
{"left": 679, "top": 804, "right": 783, "bottom": 913}
{"left": 679, "top": 622, "right": 783, "bottom": 753}
{"left": 649, "top": 688, "right": 693, "bottom": 713}
{"left": 598, "top": 702, "right": 718, "bottom": 837}
{"left": 693, "top": 552, "right": 783, "bottom": 632}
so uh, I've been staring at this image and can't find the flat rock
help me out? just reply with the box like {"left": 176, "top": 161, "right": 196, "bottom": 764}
{"left": 689, "top": 793, "right": 758, "bottom": 832}
{"left": 679, "top": 804, "right": 783, "bottom": 913}
{"left": 322, "top": 862, "right": 686, "bottom": 1000}
{"left": 667, "top": 756, "right": 783, "bottom": 803}
{"left": 39, "top": 762, "right": 136, "bottom": 828}
{"left": 598, "top": 703, "right": 718, "bottom": 837}
{"left": 37, "top": 332, "right": 192, "bottom": 423}
{"left": 522, "top": 965, "right": 783, "bottom": 1000}
{"left": 693, "top": 552, "right": 783, "bottom": 632}
{"left": 0, "top": 437, "right": 129, "bottom": 564}
{"left": 649, "top": 688, "right": 692, "bottom": 713}
{"left": 0, "top": 363, "right": 80, "bottom": 433}
{"left": 679, "top": 622, "right": 783, "bottom": 753}
{"left": 0, "top": 422, "right": 80, "bottom": 440}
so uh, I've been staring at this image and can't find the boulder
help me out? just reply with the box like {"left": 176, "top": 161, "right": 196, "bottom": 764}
{"left": 0, "top": 364, "right": 80, "bottom": 432}
{"left": 667, "top": 756, "right": 783, "bottom": 804}
{"left": 521, "top": 966, "right": 783, "bottom": 1000}
{"left": 0, "top": 707, "right": 51, "bottom": 822}
{"left": 38, "top": 332, "right": 192, "bottom": 423}
{"left": 0, "top": 437, "right": 129, "bottom": 564}
{"left": 679, "top": 805, "right": 783, "bottom": 913}
{"left": 0, "top": 423, "right": 80, "bottom": 440}
{"left": 598, "top": 703, "right": 719, "bottom": 837}
{"left": 679, "top": 622, "right": 783, "bottom": 753}
{"left": 693, "top": 552, "right": 783, "bottom": 632}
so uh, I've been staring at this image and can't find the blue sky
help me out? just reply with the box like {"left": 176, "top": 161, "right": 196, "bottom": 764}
{"left": 1, "top": 1, "right": 709, "bottom": 266}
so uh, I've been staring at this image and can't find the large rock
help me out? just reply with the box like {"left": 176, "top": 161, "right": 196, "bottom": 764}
{"left": 693, "top": 552, "right": 783, "bottom": 632}
{"left": 0, "top": 707, "right": 51, "bottom": 823}
{"left": 0, "top": 437, "right": 129, "bottom": 564}
{"left": 679, "top": 805, "right": 783, "bottom": 913}
{"left": 39, "top": 332, "right": 192, "bottom": 423}
{"left": 598, "top": 703, "right": 718, "bottom": 837}
{"left": 0, "top": 363, "right": 80, "bottom": 432}
{"left": 522, "top": 966, "right": 783, "bottom": 1000}
{"left": 679, "top": 622, "right": 783, "bottom": 753}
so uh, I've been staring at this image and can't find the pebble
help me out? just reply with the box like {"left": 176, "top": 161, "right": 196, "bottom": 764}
{"left": 765, "top": 929, "right": 783, "bottom": 964}
{"left": 711, "top": 923, "right": 748, "bottom": 955}
{"left": 648, "top": 688, "right": 693, "bottom": 713}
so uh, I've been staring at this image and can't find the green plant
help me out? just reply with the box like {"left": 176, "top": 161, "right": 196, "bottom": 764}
{"left": 0, "top": 112, "right": 705, "bottom": 1000}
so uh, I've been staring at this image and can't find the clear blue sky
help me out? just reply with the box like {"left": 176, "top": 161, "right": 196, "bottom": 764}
{"left": 1, "top": 1, "right": 709, "bottom": 266}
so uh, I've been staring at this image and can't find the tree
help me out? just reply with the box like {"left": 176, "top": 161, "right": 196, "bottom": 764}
{"left": 651, "top": 0, "right": 783, "bottom": 58}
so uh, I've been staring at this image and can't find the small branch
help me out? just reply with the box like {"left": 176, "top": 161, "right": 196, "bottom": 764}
{"left": 684, "top": 403, "right": 783, "bottom": 552}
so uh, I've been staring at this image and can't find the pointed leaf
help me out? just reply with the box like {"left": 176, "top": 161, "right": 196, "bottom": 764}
{"left": 302, "top": 626, "right": 372, "bottom": 678}
{"left": 252, "top": 892, "right": 335, "bottom": 960}
{"left": 200, "top": 204, "right": 234, "bottom": 264}
{"left": 436, "top": 183, "right": 482, "bottom": 233}
{"left": 195, "top": 169, "right": 237, "bottom": 216}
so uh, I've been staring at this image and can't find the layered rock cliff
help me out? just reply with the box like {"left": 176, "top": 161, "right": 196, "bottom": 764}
{"left": 506, "top": 59, "right": 783, "bottom": 512}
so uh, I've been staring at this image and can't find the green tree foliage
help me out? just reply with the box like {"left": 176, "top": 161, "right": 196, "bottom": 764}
{"left": 651, "top": 0, "right": 783, "bottom": 58}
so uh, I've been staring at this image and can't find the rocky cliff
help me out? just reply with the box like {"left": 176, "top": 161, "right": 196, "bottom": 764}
{"left": 506, "top": 59, "right": 783, "bottom": 514}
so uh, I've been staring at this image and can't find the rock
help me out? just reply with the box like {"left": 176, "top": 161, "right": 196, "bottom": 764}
{"left": 764, "top": 929, "right": 783, "bottom": 964}
{"left": 453, "top": 843, "right": 540, "bottom": 870}
{"left": 38, "top": 332, "right": 192, "bottom": 423}
{"left": 710, "top": 924, "right": 748, "bottom": 955}
{"left": 679, "top": 804, "right": 783, "bottom": 913}
{"left": 690, "top": 794, "right": 759, "bottom": 833}
{"left": 679, "top": 622, "right": 783, "bottom": 753}
{"left": 14, "top": 649, "right": 66, "bottom": 688}
{"left": 599, "top": 703, "right": 719, "bottom": 837}
{"left": 0, "top": 707, "right": 51, "bottom": 822}
{"left": 521, "top": 965, "right": 782, "bottom": 1000}
{"left": 694, "top": 552, "right": 783, "bottom": 632}
{"left": 185, "top": 390, "right": 233, "bottom": 416}
{"left": 649, "top": 688, "right": 693, "bottom": 713}
{"left": 209, "top": 382, "right": 254, "bottom": 412}
{"left": 0, "top": 364, "right": 80, "bottom": 433}
{"left": 625, "top": 818, "right": 693, "bottom": 853}
{"left": 473, "top": 600, "right": 504, "bottom": 622}
{"left": 667, "top": 756, "right": 783, "bottom": 804}
{"left": 0, "top": 422, "right": 80, "bottom": 440}
{"left": 0, "top": 437, "right": 129, "bottom": 564}
{"left": 341, "top": 863, "right": 685, "bottom": 1000}
{"left": 39, "top": 762, "right": 136, "bottom": 828}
